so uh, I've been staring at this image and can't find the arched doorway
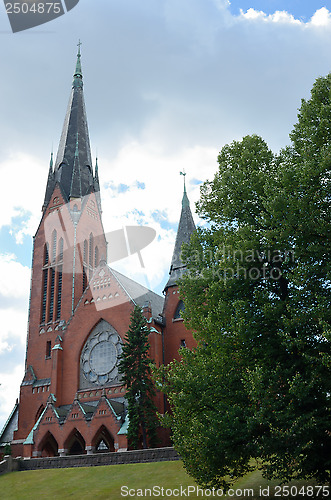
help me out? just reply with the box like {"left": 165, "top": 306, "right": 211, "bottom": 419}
{"left": 64, "top": 428, "right": 86, "bottom": 455}
{"left": 92, "top": 425, "right": 115, "bottom": 453}
{"left": 38, "top": 431, "right": 59, "bottom": 457}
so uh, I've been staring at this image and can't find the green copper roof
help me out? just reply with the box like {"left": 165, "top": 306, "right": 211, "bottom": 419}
{"left": 23, "top": 406, "right": 48, "bottom": 445}
{"left": 117, "top": 414, "right": 129, "bottom": 435}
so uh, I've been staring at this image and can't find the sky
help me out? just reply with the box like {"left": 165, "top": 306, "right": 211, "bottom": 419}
{"left": 1, "top": 0, "right": 331, "bottom": 431}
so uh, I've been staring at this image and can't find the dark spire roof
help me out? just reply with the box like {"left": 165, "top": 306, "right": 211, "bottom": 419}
{"left": 69, "top": 134, "right": 82, "bottom": 198}
{"left": 43, "top": 43, "right": 94, "bottom": 210}
{"left": 94, "top": 157, "right": 102, "bottom": 212}
{"left": 42, "top": 152, "right": 55, "bottom": 211}
{"left": 164, "top": 177, "right": 196, "bottom": 291}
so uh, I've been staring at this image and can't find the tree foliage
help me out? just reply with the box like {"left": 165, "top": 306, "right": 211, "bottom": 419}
{"left": 159, "top": 74, "right": 331, "bottom": 488}
{"left": 119, "top": 306, "right": 158, "bottom": 449}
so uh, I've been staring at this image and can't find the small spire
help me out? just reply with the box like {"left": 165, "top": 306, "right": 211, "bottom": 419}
{"left": 73, "top": 40, "right": 83, "bottom": 89}
{"left": 163, "top": 171, "right": 196, "bottom": 292}
{"left": 42, "top": 152, "right": 55, "bottom": 211}
{"left": 180, "top": 170, "right": 189, "bottom": 208}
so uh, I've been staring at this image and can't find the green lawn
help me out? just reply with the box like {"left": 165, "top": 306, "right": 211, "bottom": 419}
{"left": 0, "top": 460, "right": 325, "bottom": 499}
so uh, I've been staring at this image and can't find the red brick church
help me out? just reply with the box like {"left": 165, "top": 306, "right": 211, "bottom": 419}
{"left": 0, "top": 47, "right": 196, "bottom": 458}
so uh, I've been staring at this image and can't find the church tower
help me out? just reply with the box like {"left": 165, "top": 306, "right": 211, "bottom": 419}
{"left": 10, "top": 46, "right": 164, "bottom": 458}
{"left": 162, "top": 174, "right": 197, "bottom": 364}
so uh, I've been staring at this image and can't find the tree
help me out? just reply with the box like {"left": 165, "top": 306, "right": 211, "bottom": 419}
{"left": 158, "top": 74, "right": 331, "bottom": 489}
{"left": 118, "top": 305, "right": 158, "bottom": 449}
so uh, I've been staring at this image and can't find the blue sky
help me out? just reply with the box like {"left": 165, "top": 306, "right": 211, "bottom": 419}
{"left": 1, "top": 0, "right": 331, "bottom": 431}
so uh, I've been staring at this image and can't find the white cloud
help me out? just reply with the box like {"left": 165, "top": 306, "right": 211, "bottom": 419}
{"left": 0, "top": 153, "right": 45, "bottom": 240}
{"left": 0, "top": 253, "right": 31, "bottom": 301}
{"left": 310, "top": 7, "right": 331, "bottom": 27}
{"left": 239, "top": 8, "right": 301, "bottom": 24}
{"left": 0, "top": 254, "right": 29, "bottom": 429}
{"left": 0, "top": 363, "right": 24, "bottom": 433}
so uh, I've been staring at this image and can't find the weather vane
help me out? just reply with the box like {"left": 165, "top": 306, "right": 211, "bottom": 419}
{"left": 180, "top": 169, "right": 187, "bottom": 190}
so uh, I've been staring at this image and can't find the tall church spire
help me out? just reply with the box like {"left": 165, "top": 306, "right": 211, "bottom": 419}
{"left": 164, "top": 173, "right": 196, "bottom": 291}
{"left": 43, "top": 42, "right": 94, "bottom": 210}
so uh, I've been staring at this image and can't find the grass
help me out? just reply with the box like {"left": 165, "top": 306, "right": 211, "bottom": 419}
{"left": 0, "top": 460, "right": 325, "bottom": 499}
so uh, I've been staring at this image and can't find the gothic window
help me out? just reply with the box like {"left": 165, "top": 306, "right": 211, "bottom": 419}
{"left": 56, "top": 266, "right": 62, "bottom": 320}
{"left": 94, "top": 246, "right": 99, "bottom": 267}
{"left": 58, "top": 238, "right": 64, "bottom": 262}
{"left": 80, "top": 320, "right": 122, "bottom": 389}
{"left": 46, "top": 340, "right": 51, "bottom": 359}
{"left": 49, "top": 268, "right": 55, "bottom": 320}
{"left": 41, "top": 269, "right": 48, "bottom": 324}
{"left": 82, "top": 268, "right": 87, "bottom": 293}
{"left": 83, "top": 240, "right": 88, "bottom": 264}
{"left": 52, "top": 230, "right": 57, "bottom": 262}
{"left": 174, "top": 300, "right": 185, "bottom": 320}
{"left": 89, "top": 233, "right": 93, "bottom": 267}
{"left": 44, "top": 243, "right": 49, "bottom": 266}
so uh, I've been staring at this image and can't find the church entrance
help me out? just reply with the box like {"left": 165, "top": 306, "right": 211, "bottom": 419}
{"left": 92, "top": 425, "right": 115, "bottom": 453}
{"left": 38, "top": 431, "right": 59, "bottom": 457}
{"left": 65, "top": 429, "right": 86, "bottom": 455}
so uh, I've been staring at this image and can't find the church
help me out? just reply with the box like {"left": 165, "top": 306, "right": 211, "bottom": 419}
{"left": 0, "top": 47, "right": 196, "bottom": 458}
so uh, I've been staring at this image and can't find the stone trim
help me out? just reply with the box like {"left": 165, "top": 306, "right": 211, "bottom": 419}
{"left": 1, "top": 447, "right": 179, "bottom": 474}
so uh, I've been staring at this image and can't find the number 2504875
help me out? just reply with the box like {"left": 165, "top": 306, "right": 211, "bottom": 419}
{"left": 5, "top": 3, "right": 62, "bottom": 14}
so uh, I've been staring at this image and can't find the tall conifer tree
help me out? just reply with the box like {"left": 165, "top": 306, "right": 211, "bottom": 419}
{"left": 119, "top": 306, "right": 158, "bottom": 449}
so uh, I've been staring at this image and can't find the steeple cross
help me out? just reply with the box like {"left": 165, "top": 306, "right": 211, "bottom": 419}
{"left": 77, "top": 39, "right": 82, "bottom": 54}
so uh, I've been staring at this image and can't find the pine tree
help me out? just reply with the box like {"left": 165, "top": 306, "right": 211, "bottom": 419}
{"left": 118, "top": 305, "right": 158, "bottom": 449}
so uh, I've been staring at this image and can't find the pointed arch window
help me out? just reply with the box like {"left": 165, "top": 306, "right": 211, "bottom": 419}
{"left": 89, "top": 233, "right": 93, "bottom": 267}
{"left": 82, "top": 267, "right": 87, "bottom": 293}
{"left": 83, "top": 240, "right": 88, "bottom": 264}
{"left": 52, "top": 230, "right": 57, "bottom": 262}
{"left": 41, "top": 269, "right": 48, "bottom": 324}
{"left": 49, "top": 268, "right": 56, "bottom": 320}
{"left": 44, "top": 243, "right": 49, "bottom": 266}
{"left": 56, "top": 265, "right": 63, "bottom": 320}
{"left": 58, "top": 238, "right": 64, "bottom": 262}
{"left": 174, "top": 300, "right": 185, "bottom": 320}
{"left": 94, "top": 246, "right": 99, "bottom": 267}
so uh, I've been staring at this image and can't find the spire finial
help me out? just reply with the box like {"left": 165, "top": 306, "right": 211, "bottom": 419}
{"left": 180, "top": 170, "right": 189, "bottom": 208}
{"left": 73, "top": 40, "right": 83, "bottom": 88}
{"left": 50, "top": 151, "right": 53, "bottom": 169}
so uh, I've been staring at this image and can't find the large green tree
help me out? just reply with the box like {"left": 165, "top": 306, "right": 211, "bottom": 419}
{"left": 159, "top": 74, "right": 331, "bottom": 489}
{"left": 119, "top": 305, "right": 158, "bottom": 449}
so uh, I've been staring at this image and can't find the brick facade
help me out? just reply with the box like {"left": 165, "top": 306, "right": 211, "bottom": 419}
{"left": 6, "top": 49, "right": 196, "bottom": 459}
